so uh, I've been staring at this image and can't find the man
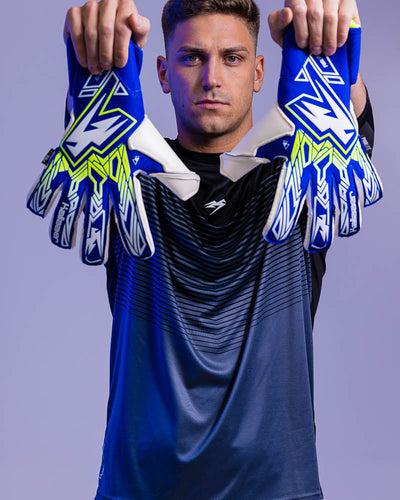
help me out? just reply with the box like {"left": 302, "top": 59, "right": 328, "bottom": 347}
{"left": 63, "top": 1, "right": 374, "bottom": 498}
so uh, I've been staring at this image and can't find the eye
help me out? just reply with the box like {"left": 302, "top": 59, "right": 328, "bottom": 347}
{"left": 182, "top": 54, "right": 201, "bottom": 65}
{"left": 225, "top": 54, "right": 241, "bottom": 64}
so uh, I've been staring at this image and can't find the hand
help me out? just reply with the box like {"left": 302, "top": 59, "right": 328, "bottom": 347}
{"left": 268, "top": 0, "right": 360, "bottom": 56}
{"left": 64, "top": 0, "right": 150, "bottom": 74}
{"left": 27, "top": 40, "right": 200, "bottom": 265}
{"left": 221, "top": 24, "right": 383, "bottom": 251}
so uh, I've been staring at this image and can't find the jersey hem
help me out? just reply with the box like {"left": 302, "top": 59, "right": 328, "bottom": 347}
{"left": 95, "top": 489, "right": 323, "bottom": 500}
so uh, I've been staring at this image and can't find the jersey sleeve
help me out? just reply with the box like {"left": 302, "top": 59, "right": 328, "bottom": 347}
{"left": 357, "top": 89, "right": 375, "bottom": 158}
{"left": 308, "top": 90, "right": 375, "bottom": 324}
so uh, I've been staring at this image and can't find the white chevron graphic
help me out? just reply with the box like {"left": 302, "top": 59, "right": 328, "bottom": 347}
{"left": 295, "top": 80, "right": 354, "bottom": 145}
{"left": 65, "top": 94, "right": 128, "bottom": 157}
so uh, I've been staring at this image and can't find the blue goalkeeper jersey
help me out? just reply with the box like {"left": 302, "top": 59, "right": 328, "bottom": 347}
{"left": 95, "top": 139, "right": 325, "bottom": 500}
{"left": 93, "top": 90, "right": 374, "bottom": 500}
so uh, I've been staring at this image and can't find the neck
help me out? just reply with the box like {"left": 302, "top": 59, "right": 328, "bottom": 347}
{"left": 177, "top": 118, "right": 253, "bottom": 153}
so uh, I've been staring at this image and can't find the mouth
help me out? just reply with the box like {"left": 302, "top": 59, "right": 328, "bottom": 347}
{"left": 195, "top": 99, "right": 227, "bottom": 110}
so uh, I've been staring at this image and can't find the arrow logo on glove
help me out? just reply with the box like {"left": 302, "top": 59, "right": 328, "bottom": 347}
{"left": 295, "top": 80, "right": 355, "bottom": 145}
{"left": 62, "top": 76, "right": 137, "bottom": 166}
{"left": 286, "top": 56, "right": 357, "bottom": 155}
{"left": 64, "top": 94, "right": 129, "bottom": 157}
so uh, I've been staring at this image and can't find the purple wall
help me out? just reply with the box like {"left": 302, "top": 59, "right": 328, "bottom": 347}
{"left": 2, "top": 1, "right": 399, "bottom": 498}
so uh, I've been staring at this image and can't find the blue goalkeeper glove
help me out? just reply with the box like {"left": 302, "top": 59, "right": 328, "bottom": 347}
{"left": 221, "top": 23, "right": 382, "bottom": 252}
{"left": 27, "top": 40, "right": 199, "bottom": 265}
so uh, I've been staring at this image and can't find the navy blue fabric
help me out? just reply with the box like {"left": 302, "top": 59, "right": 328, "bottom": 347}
{"left": 95, "top": 152, "right": 323, "bottom": 500}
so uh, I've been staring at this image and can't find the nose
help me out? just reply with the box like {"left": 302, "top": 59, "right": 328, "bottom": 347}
{"left": 202, "top": 57, "right": 222, "bottom": 91}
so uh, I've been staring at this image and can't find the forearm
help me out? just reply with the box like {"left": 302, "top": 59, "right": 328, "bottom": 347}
{"left": 351, "top": 73, "right": 367, "bottom": 117}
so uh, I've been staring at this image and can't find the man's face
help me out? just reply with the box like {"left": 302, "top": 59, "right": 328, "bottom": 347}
{"left": 157, "top": 14, "right": 264, "bottom": 152}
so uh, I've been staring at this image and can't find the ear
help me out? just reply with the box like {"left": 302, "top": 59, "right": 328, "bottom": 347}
{"left": 253, "top": 54, "right": 265, "bottom": 93}
{"left": 157, "top": 56, "right": 170, "bottom": 94}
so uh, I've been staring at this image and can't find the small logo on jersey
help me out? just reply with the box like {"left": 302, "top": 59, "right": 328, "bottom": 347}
{"left": 132, "top": 155, "right": 140, "bottom": 165}
{"left": 205, "top": 199, "right": 226, "bottom": 215}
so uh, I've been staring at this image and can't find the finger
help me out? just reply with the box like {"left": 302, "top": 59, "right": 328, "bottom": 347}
{"left": 113, "top": 2, "right": 150, "bottom": 68}
{"left": 337, "top": 0, "right": 360, "bottom": 47}
{"left": 113, "top": 1, "right": 141, "bottom": 67}
{"left": 286, "top": 0, "right": 309, "bottom": 49}
{"left": 128, "top": 12, "right": 151, "bottom": 50}
{"left": 83, "top": 0, "right": 101, "bottom": 74}
{"left": 306, "top": 0, "right": 324, "bottom": 55}
{"left": 64, "top": 6, "right": 87, "bottom": 68}
{"left": 98, "top": 0, "right": 118, "bottom": 70}
{"left": 322, "top": 0, "right": 339, "bottom": 56}
{"left": 268, "top": 8, "right": 293, "bottom": 47}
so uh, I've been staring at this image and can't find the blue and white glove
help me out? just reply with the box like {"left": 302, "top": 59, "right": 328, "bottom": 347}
{"left": 27, "top": 40, "right": 200, "bottom": 265}
{"left": 221, "top": 23, "right": 383, "bottom": 252}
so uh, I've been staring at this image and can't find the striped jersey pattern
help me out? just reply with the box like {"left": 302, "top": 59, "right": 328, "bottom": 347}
{"left": 97, "top": 153, "right": 323, "bottom": 500}
{"left": 108, "top": 160, "right": 312, "bottom": 354}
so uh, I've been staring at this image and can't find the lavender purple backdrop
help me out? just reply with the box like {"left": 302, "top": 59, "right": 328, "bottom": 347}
{"left": 1, "top": 1, "right": 399, "bottom": 498}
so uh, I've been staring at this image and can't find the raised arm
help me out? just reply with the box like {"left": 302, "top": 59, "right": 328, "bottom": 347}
{"left": 267, "top": 0, "right": 366, "bottom": 116}
{"left": 64, "top": 0, "right": 151, "bottom": 74}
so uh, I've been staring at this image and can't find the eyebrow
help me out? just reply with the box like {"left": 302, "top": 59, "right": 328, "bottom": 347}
{"left": 177, "top": 45, "right": 250, "bottom": 55}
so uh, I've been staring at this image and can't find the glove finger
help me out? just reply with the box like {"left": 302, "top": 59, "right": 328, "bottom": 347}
{"left": 347, "top": 24, "right": 362, "bottom": 86}
{"left": 263, "top": 158, "right": 306, "bottom": 244}
{"left": 81, "top": 188, "right": 110, "bottom": 265}
{"left": 304, "top": 178, "right": 334, "bottom": 252}
{"left": 333, "top": 167, "right": 361, "bottom": 237}
{"left": 27, "top": 150, "right": 68, "bottom": 217}
{"left": 111, "top": 168, "right": 154, "bottom": 259}
{"left": 50, "top": 181, "right": 85, "bottom": 250}
{"left": 350, "top": 138, "right": 383, "bottom": 207}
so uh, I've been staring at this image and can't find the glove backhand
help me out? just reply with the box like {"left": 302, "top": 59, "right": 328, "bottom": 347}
{"left": 221, "top": 23, "right": 383, "bottom": 252}
{"left": 27, "top": 40, "right": 199, "bottom": 264}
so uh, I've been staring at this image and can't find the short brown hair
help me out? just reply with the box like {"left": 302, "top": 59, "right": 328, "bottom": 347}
{"left": 161, "top": 0, "right": 260, "bottom": 50}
